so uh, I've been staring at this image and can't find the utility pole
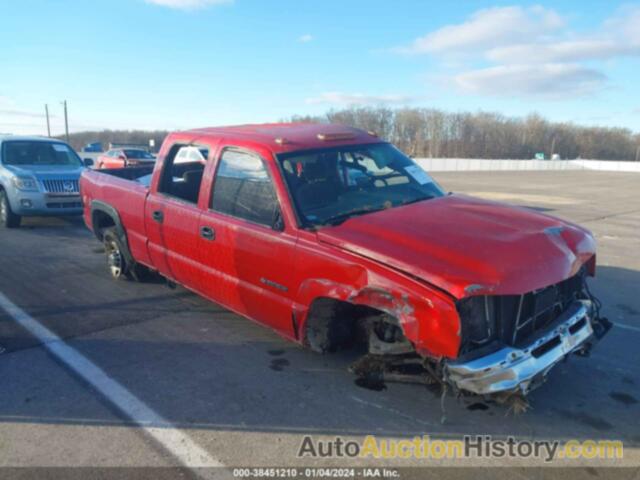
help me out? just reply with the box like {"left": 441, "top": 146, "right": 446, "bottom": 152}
{"left": 44, "top": 104, "right": 51, "bottom": 137}
{"left": 61, "top": 100, "right": 69, "bottom": 143}
{"left": 636, "top": 144, "right": 640, "bottom": 162}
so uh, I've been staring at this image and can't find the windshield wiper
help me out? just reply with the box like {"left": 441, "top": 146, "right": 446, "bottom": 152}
{"left": 321, "top": 206, "right": 388, "bottom": 226}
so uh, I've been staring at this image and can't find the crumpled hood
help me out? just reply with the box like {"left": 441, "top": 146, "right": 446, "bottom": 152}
{"left": 316, "top": 194, "right": 596, "bottom": 299}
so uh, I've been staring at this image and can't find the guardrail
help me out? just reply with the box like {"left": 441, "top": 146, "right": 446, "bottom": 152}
{"left": 414, "top": 158, "right": 640, "bottom": 173}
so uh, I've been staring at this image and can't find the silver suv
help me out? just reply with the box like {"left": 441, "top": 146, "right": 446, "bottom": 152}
{"left": 0, "top": 136, "right": 85, "bottom": 228}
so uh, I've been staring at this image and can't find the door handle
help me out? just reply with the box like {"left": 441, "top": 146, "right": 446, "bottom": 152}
{"left": 200, "top": 226, "right": 215, "bottom": 241}
{"left": 152, "top": 210, "right": 164, "bottom": 223}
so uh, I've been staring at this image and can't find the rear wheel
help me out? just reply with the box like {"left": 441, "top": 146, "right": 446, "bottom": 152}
{"left": 103, "top": 228, "right": 128, "bottom": 280}
{"left": 0, "top": 190, "right": 21, "bottom": 228}
{"left": 102, "top": 227, "right": 152, "bottom": 281}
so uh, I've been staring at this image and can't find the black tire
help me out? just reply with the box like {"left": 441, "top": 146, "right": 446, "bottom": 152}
{"left": 0, "top": 190, "right": 21, "bottom": 228}
{"left": 102, "top": 227, "right": 151, "bottom": 281}
{"left": 128, "top": 263, "right": 153, "bottom": 282}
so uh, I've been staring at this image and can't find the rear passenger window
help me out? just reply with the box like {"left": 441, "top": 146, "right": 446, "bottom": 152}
{"left": 211, "top": 149, "right": 279, "bottom": 227}
{"left": 157, "top": 144, "right": 207, "bottom": 204}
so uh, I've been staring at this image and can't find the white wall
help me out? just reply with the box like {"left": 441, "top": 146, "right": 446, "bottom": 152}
{"left": 414, "top": 158, "right": 640, "bottom": 173}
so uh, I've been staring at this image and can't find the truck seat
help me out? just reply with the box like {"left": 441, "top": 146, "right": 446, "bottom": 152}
{"left": 170, "top": 169, "right": 203, "bottom": 203}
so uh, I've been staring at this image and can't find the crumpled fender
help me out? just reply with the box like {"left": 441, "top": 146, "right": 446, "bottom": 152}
{"left": 294, "top": 276, "right": 462, "bottom": 359}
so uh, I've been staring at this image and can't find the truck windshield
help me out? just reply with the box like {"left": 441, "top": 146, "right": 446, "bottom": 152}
{"left": 278, "top": 143, "right": 445, "bottom": 227}
{"left": 2, "top": 141, "right": 82, "bottom": 167}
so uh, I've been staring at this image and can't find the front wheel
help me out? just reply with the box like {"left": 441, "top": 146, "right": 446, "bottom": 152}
{"left": 0, "top": 190, "right": 21, "bottom": 228}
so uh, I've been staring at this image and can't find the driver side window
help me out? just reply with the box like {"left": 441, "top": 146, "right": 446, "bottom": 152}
{"left": 211, "top": 149, "right": 281, "bottom": 227}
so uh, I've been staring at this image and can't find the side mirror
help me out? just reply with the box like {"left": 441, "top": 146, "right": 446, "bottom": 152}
{"left": 118, "top": 155, "right": 126, "bottom": 161}
{"left": 83, "top": 158, "right": 94, "bottom": 167}
{"left": 272, "top": 208, "right": 285, "bottom": 232}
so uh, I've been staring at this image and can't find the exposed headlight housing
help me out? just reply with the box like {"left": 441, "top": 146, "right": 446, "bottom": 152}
{"left": 457, "top": 295, "right": 497, "bottom": 351}
{"left": 12, "top": 176, "right": 38, "bottom": 192}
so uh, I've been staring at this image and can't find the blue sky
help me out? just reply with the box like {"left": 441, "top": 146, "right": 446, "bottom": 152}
{"left": 1, "top": 0, "right": 639, "bottom": 136}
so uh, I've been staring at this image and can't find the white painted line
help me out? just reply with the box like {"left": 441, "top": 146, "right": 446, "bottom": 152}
{"left": 614, "top": 322, "right": 640, "bottom": 334}
{"left": 0, "top": 292, "right": 228, "bottom": 477}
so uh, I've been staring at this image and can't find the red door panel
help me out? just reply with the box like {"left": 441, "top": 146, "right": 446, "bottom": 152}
{"left": 197, "top": 211, "right": 298, "bottom": 336}
{"left": 157, "top": 197, "right": 203, "bottom": 288}
{"left": 144, "top": 193, "right": 172, "bottom": 278}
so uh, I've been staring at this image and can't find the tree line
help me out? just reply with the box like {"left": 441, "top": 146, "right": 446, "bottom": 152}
{"left": 61, "top": 108, "right": 640, "bottom": 161}
{"left": 289, "top": 107, "right": 640, "bottom": 161}
{"left": 60, "top": 129, "right": 169, "bottom": 154}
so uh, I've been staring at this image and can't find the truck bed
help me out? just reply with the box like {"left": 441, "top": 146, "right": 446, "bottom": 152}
{"left": 80, "top": 165, "right": 155, "bottom": 240}
{"left": 91, "top": 165, "right": 156, "bottom": 186}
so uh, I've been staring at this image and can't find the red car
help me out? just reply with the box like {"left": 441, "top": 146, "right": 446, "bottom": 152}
{"left": 95, "top": 148, "right": 156, "bottom": 169}
{"left": 80, "top": 124, "right": 611, "bottom": 402}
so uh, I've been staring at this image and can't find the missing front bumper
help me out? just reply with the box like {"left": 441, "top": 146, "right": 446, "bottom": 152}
{"left": 445, "top": 300, "right": 611, "bottom": 395}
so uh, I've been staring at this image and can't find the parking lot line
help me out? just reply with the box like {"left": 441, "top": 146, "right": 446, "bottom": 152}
{"left": 614, "top": 322, "right": 640, "bottom": 334}
{"left": 0, "top": 291, "right": 226, "bottom": 476}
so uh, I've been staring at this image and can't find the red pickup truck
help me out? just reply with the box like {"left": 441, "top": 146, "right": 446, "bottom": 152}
{"left": 80, "top": 123, "right": 611, "bottom": 402}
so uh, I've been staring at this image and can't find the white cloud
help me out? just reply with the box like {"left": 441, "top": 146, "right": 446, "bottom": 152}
{"left": 396, "top": 6, "right": 564, "bottom": 55}
{"left": 486, "top": 39, "right": 640, "bottom": 64}
{"left": 484, "top": 6, "right": 640, "bottom": 64}
{"left": 454, "top": 64, "right": 607, "bottom": 98}
{"left": 144, "top": 0, "right": 232, "bottom": 10}
{"left": 604, "top": 5, "right": 640, "bottom": 45}
{"left": 298, "top": 34, "right": 313, "bottom": 43}
{"left": 394, "top": 4, "right": 640, "bottom": 99}
{"left": 305, "top": 92, "right": 416, "bottom": 106}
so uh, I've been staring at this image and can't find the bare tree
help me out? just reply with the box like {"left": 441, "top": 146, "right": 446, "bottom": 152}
{"left": 66, "top": 108, "right": 639, "bottom": 160}
{"left": 284, "top": 107, "right": 638, "bottom": 160}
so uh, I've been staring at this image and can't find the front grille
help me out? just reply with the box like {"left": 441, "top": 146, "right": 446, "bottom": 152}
{"left": 41, "top": 179, "right": 79, "bottom": 194}
{"left": 507, "top": 270, "right": 587, "bottom": 346}
{"left": 46, "top": 202, "right": 82, "bottom": 209}
{"left": 458, "top": 268, "right": 588, "bottom": 351}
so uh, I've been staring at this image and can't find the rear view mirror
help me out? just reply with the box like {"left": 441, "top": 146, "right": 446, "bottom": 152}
{"left": 83, "top": 158, "right": 94, "bottom": 167}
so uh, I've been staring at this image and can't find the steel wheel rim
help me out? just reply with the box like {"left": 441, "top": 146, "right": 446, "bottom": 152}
{"left": 105, "top": 240, "right": 123, "bottom": 278}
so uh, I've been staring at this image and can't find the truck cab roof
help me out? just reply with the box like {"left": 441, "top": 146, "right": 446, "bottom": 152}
{"left": 179, "top": 123, "right": 383, "bottom": 154}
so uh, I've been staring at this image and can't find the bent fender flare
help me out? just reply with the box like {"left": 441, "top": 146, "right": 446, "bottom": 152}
{"left": 294, "top": 277, "right": 462, "bottom": 358}
{"left": 90, "top": 200, "right": 135, "bottom": 265}
{"left": 294, "top": 278, "right": 419, "bottom": 343}
{"left": 293, "top": 278, "right": 357, "bottom": 342}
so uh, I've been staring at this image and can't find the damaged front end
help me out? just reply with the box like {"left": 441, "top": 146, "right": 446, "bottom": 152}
{"left": 445, "top": 267, "right": 612, "bottom": 397}
{"left": 350, "top": 266, "right": 612, "bottom": 408}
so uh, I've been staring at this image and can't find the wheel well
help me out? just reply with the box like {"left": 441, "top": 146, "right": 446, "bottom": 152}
{"left": 303, "top": 297, "right": 394, "bottom": 353}
{"left": 92, "top": 210, "right": 116, "bottom": 240}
